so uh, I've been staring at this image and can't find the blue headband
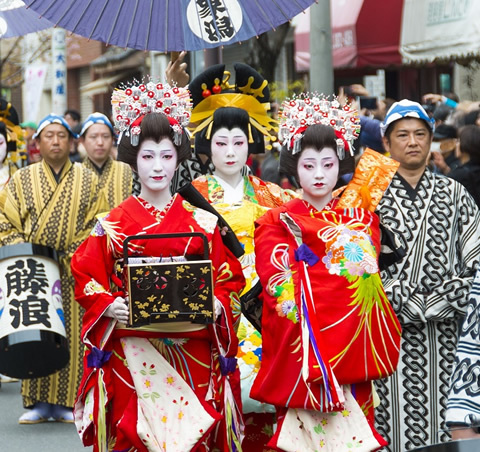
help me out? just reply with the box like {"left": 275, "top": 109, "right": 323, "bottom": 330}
{"left": 33, "top": 113, "right": 78, "bottom": 139}
{"left": 380, "top": 99, "right": 435, "bottom": 137}
{"left": 80, "top": 112, "right": 115, "bottom": 137}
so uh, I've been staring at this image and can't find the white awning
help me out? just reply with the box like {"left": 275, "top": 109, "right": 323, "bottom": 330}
{"left": 401, "top": 0, "right": 480, "bottom": 63}
{"left": 80, "top": 72, "right": 130, "bottom": 96}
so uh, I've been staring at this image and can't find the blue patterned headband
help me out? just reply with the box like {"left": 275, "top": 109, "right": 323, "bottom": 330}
{"left": 380, "top": 99, "right": 435, "bottom": 137}
{"left": 33, "top": 113, "right": 78, "bottom": 139}
{"left": 80, "top": 112, "right": 115, "bottom": 137}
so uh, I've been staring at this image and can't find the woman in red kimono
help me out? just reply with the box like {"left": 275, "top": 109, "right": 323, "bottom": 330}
{"left": 189, "top": 63, "right": 296, "bottom": 450}
{"left": 251, "top": 94, "right": 402, "bottom": 451}
{"left": 71, "top": 82, "right": 245, "bottom": 452}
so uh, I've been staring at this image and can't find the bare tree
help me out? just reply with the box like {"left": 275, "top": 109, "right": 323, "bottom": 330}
{"left": 245, "top": 23, "right": 290, "bottom": 83}
{"left": 0, "top": 31, "right": 51, "bottom": 92}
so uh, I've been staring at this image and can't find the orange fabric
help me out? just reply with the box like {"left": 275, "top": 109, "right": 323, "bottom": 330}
{"left": 337, "top": 148, "right": 399, "bottom": 211}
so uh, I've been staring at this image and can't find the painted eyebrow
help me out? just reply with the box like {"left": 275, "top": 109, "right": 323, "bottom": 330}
{"left": 302, "top": 156, "right": 335, "bottom": 161}
{"left": 215, "top": 134, "right": 246, "bottom": 139}
{"left": 140, "top": 148, "right": 174, "bottom": 153}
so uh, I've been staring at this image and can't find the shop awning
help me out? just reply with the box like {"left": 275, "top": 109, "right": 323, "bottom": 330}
{"left": 400, "top": 0, "right": 480, "bottom": 63}
{"left": 80, "top": 72, "right": 130, "bottom": 96}
{"left": 295, "top": 0, "right": 403, "bottom": 71}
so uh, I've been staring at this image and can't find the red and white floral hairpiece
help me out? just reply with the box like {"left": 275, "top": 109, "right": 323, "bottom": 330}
{"left": 278, "top": 93, "right": 361, "bottom": 158}
{"left": 111, "top": 79, "right": 192, "bottom": 146}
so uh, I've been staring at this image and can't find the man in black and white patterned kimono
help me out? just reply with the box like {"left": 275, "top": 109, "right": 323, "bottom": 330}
{"left": 446, "top": 269, "right": 480, "bottom": 440}
{"left": 374, "top": 99, "right": 480, "bottom": 451}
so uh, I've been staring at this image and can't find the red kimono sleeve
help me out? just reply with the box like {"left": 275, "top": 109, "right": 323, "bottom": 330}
{"left": 209, "top": 227, "right": 245, "bottom": 357}
{"left": 250, "top": 208, "right": 306, "bottom": 407}
{"left": 71, "top": 226, "right": 117, "bottom": 349}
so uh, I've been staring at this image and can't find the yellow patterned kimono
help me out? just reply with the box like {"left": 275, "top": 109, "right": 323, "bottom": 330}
{"left": 83, "top": 157, "right": 132, "bottom": 210}
{"left": 0, "top": 159, "right": 109, "bottom": 408}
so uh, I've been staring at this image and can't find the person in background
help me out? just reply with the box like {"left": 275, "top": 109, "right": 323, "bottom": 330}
{"left": 0, "top": 122, "right": 15, "bottom": 192}
{"left": 165, "top": 50, "right": 190, "bottom": 87}
{"left": 359, "top": 116, "right": 386, "bottom": 154}
{"left": 375, "top": 100, "right": 480, "bottom": 451}
{"left": 0, "top": 113, "right": 108, "bottom": 424}
{"left": 0, "top": 99, "right": 21, "bottom": 190}
{"left": 80, "top": 112, "right": 132, "bottom": 209}
{"left": 63, "top": 109, "right": 80, "bottom": 130}
{"left": 0, "top": 101, "right": 21, "bottom": 386}
{"left": 423, "top": 92, "right": 460, "bottom": 111}
{"left": 463, "top": 109, "right": 480, "bottom": 127}
{"left": 445, "top": 125, "right": 480, "bottom": 207}
{"left": 433, "top": 104, "right": 454, "bottom": 126}
{"left": 430, "top": 124, "right": 460, "bottom": 175}
{"left": 20, "top": 121, "right": 41, "bottom": 164}
{"left": 64, "top": 109, "right": 83, "bottom": 163}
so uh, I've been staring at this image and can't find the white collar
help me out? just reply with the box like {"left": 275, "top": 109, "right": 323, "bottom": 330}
{"left": 213, "top": 174, "right": 244, "bottom": 203}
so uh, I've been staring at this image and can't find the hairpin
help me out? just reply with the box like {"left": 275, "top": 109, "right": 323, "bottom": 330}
{"left": 189, "top": 63, "right": 278, "bottom": 152}
{"left": 278, "top": 93, "right": 361, "bottom": 157}
{"left": 111, "top": 79, "right": 192, "bottom": 146}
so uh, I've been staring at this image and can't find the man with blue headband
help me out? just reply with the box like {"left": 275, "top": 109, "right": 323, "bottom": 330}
{"left": 373, "top": 100, "right": 480, "bottom": 450}
{"left": 0, "top": 113, "right": 108, "bottom": 424}
{"left": 80, "top": 112, "right": 132, "bottom": 209}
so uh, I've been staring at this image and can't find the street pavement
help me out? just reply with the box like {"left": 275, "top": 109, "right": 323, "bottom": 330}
{"left": 0, "top": 380, "right": 87, "bottom": 451}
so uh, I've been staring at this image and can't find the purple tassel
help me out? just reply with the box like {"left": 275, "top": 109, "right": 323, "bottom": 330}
{"left": 294, "top": 243, "right": 320, "bottom": 266}
{"left": 219, "top": 356, "right": 237, "bottom": 376}
{"left": 87, "top": 346, "right": 112, "bottom": 369}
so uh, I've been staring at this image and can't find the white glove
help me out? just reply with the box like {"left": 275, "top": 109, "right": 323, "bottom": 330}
{"left": 104, "top": 296, "right": 129, "bottom": 325}
{"left": 214, "top": 296, "right": 223, "bottom": 320}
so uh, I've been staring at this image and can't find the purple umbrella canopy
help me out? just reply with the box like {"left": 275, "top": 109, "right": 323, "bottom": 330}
{"left": 24, "top": 0, "right": 316, "bottom": 51}
{"left": 0, "top": 0, "right": 52, "bottom": 38}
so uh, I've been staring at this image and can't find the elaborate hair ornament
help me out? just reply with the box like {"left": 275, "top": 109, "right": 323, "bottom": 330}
{"left": 0, "top": 99, "right": 24, "bottom": 165}
{"left": 111, "top": 79, "right": 192, "bottom": 146}
{"left": 189, "top": 63, "right": 278, "bottom": 152}
{"left": 190, "top": 93, "right": 277, "bottom": 143}
{"left": 278, "top": 93, "right": 361, "bottom": 157}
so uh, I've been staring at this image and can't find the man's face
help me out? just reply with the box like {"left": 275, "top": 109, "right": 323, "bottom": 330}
{"left": 382, "top": 118, "right": 432, "bottom": 171}
{"left": 36, "top": 123, "right": 71, "bottom": 168}
{"left": 64, "top": 113, "right": 78, "bottom": 129}
{"left": 24, "top": 127, "right": 36, "bottom": 140}
{"left": 82, "top": 123, "right": 113, "bottom": 166}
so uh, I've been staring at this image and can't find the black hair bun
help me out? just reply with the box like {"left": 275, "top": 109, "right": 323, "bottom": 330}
{"left": 189, "top": 64, "right": 226, "bottom": 108}
{"left": 233, "top": 63, "right": 270, "bottom": 103}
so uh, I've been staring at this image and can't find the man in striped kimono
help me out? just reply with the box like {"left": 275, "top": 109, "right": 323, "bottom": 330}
{"left": 0, "top": 114, "right": 108, "bottom": 423}
{"left": 446, "top": 270, "right": 480, "bottom": 440}
{"left": 374, "top": 100, "right": 480, "bottom": 451}
{"left": 80, "top": 113, "right": 132, "bottom": 209}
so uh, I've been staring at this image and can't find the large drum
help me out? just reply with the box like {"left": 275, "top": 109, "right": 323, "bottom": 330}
{"left": 411, "top": 439, "right": 480, "bottom": 452}
{"left": 0, "top": 243, "right": 69, "bottom": 379}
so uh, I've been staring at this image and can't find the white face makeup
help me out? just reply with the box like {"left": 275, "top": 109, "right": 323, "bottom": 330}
{"left": 0, "top": 134, "right": 7, "bottom": 163}
{"left": 136, "top": 138, "right": 177, "bottom": 195}
{"left": 297, "top": 147, "right": 339, "bottom": 209}
{"left": 211, "top": 127, "right": 249, "bottom": 184}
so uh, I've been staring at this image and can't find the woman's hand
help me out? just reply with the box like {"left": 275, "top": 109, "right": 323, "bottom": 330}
{"left": 104, "top": 296, "right": 129, "bottom": 324}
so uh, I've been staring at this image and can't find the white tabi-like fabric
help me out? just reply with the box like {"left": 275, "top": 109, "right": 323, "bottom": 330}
{"left": 276, "top": 387, "right": 381, "bottom": 452}
{"left": 121, "top": 337, "right": 217, "bottom": 451}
